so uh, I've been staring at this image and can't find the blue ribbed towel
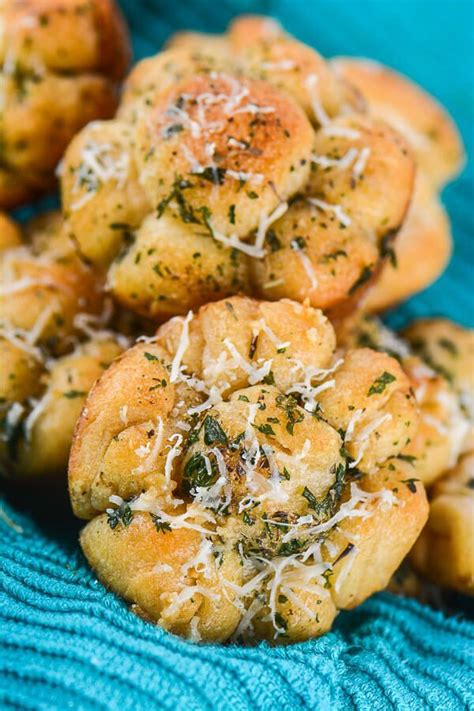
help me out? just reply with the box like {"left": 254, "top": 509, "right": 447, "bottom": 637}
{"left": 1, "top": 498, "right": 474, "bottom": 710}
{"left": 2, "top": 0, "right": 474, "bottom": 708}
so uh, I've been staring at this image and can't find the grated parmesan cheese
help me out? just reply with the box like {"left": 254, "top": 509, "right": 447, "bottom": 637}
{"left": 133, "top": 417, "right": 164, "bottom": 475}
{"left": 352, "top": 147, "right": 371, "bottom": 180}
{"left": 307, "top": 197, "right": 351, "bottom": 227}
{"left": 170, "top": 311, "right": 193, "bottom": 383}
{"left": 305, "top": 74, "right": 330, "bottom": 127}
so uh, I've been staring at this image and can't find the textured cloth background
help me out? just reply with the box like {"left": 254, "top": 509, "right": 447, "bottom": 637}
{"left": 2, "top": 0, "right": 474, "bottom": 709}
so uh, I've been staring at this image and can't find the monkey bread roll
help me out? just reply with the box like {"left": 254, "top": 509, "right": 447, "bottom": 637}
{"left": 0, "top": 211, "right": 104, "bottom": 352}
{"left": 0, "top": 0, "right": 130, "bottom": 208}
{"left": 61, "top": 15, "right": 415, "bottom": 323}
{"left": 340, "top": 316, "right": 474, "bottom": 598}
{"left": 403, "top": 318, "right": 474, "bottom": 419}
{"left": 410, "top": 452, "right": 474, "bottom": 596}
{"left": 69, "top": 296, "right": 428, "bottom": 643}
{"left": 331, "top": 58, "right": 465, "bottom": 189}
{"left": 0, "top": 333, "right": 124, "bottom": 480}
{"left": 337, "top": 315, "right": 473, "bottom": 487}
{"left": 361, "top": 173, "right": 452, "bottom": 313}
{"left": 0, "top": 212, "right": 127, "bottom": 480}
{"left": 169, "top": 15, "right": 365, "bottom": 123}
{"left": 332, "top": 57, "right": 464, "bottom": 312}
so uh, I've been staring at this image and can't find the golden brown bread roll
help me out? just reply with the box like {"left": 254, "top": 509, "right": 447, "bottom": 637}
{"left": 332, "top": 57, "right": 465, "bottom": 188}
{"left": 337, "top": 315, "right": 473, "bottom": 487}
{"left": 69, "top": 295, "right": 428, "bottom": 643}
{"left": 363, "top": 173, "right": 452, "bottom": 312}
{"left": 411, "top": 452, "right": 474, "bottom": 595}
{"left": 0, "top": 334, "right": 123, "bottom": 480}
{"left": 0, "top": 0, "right": 130, "bottom": 207}
{"left": 331, "top": 57, "right": 464, "bottom": 312}
{"left": 327, "top": 314, "right": 474, "bottom": 598}
{"left": 253, "top": 114, "right": 415, "bottom": 312}
{"left": 0, "top": 211, "right": 126, "bottom": 480}
{"left": 61, "top": 17, "right": 416, "bottom": 322}
{"left": 0, "top": 211, "right": 104, "bottom": 351}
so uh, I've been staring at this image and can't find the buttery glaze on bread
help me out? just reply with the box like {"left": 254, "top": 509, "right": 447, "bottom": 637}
{"left": 69, "top": 296, "right": 428, "bottom": 643}
{"left": 332, "top": 57, "right": 464, "bottom": 189}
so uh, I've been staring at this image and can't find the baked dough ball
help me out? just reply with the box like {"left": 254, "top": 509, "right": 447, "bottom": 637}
{"left": 118, "top": 46, "right": 235, "bottom": 125}
{"left": 69, "top": 295, "right": 427, "bottom": 643}
{"left": 332, "top": 57, "right": 464, "bottom": 311}
{"left": 404, "top": 318, "right": 474, "bottom": 445}
{"left": 411, "top": 452, "right": 474, "bottom": 595}
{"left": 62, "top": 17, "right": 416, "bottom": 321}
{"left": 332, "top": 58, "right": 465, "bottom": 189}
{"left": 0, "top": 0, "right": 130, "bottom": 208}
{"left": 61, "top": 65, "right": 317, "bottom": 319}
{"left": 227, "top": 15, "right": 349, "bottom": 123}
{"left": 61, "top": 120, "right": 151, "bottom": 269}
{"left": 338, "top": 315, "right": 472, "bottom": 486}
{"left": 0, "top": 211, "right": 126, "bottom": 480}
{"left": 168, "top": 16, "right": 363, "bottom": 125}
{"left": 252, "top": 114, "right": 415, "bottom": 312}
{"left": 363, "top": 173, "right": 451, "bottom": 312}
{"left": 0, "top": 211, "right": 103, "bottom": 352}
{"left": 135, "top": 74, "right": 314, "bottom": 239}
{"left": 403, "top": 319, "right": 474, "bottom": 402}
{"left": 0, "top": 332, "right": 123, "bottom": 480}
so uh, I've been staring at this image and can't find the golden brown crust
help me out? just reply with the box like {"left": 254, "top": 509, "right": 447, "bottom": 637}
{"left": 363, "top": 173, "right": 452, "bottom": 312}
{"left": 227, "top": 15, "right": 348, "bottom": 123}
{"left": 135, "top": 74, "right": 314, "bottom": 238}
{"left": 328, "top": 467, "right": 428, "bottom": 609}
{"left": 337, "top": 315, "right": 473, "bottom": 486}
{"left": 69, "top": 295, "right": 427, "bottom": 643}
{"left": 165, "top": 31, "right": 229, "bottom": 55}
{"left": 0, "top": 335, "right": 123, "bottom": 480}
{"left": 0, "top": 210, "right": 126, "bottom": 480}
{"left": 0, "top": 211, "right": 104, "bottom": 348}
{"left": 0, "top": 0, "right": 130, "bottom": 208}
{"left": 332, "top": 57, "right": 465, "bottom": 188}
{"left": 107, "top": 213, "right": 251, "bottom": 320}
{"left": 61, "top": 120, "right": 150, "bottom": 269}
{"left": 411, "top": 452, "right": 474, "bottom": 595}
{"left": 118, "top": 47, "right": 235, "bottom": 124}
{"left": 403, "top": 319, "right": 474, "bottom": 400}
{"left": 252, "top": 114, "right": 415, "bottom": 311}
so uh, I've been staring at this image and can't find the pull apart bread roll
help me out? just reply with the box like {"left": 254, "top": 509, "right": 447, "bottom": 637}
{"left": 61, "top": 15, "right": 415, "bottom": 323}
{"left": 168, "top": 15, "right": 366, "bottom": 121}
{"left": 0, "top": 212, "right": 125, "bottom": 480}
{"left": 0, "top": 0, "right": 130, "bottom": 208}
{"left": 338, "top": 316, "right": 473, "bottom": 487}
{"left": 410, "top": 453, "right": 474, "bottom": 595}
{"left": 404, "top": 320, "right": 474, "bottom": 595}
{"left": 332, "top": 58, "right": 465, "bottom": 311}
{"left": 69, "top": 296, "right": 428, "bottom": 644}
{"left": 339, "top": 315, "right": 473, "bottom": 596}
{"left": 0, "top": 211, "right": 103, "bottom": 351}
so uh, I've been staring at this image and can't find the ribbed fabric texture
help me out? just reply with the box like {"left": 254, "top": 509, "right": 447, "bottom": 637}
{"left": 2, "top": 0, "right": 474, "bottom": 708}
{"left": 1, "top": 498, "right": 473, "bottom": 711}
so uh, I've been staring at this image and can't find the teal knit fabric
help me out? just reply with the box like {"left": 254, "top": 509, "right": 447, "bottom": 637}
{"left": 2, "top": 1, "right": 474, "bottom": 708}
